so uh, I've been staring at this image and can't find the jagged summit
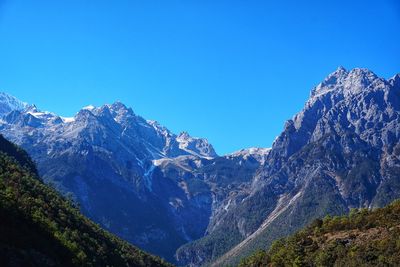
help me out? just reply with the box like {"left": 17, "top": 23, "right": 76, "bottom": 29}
{"left": 108, "top": 100, "right": 128, "bottom": 110}
{"left": 390, "top": 73, "right": 400, "bottom": 87}
{"left": 336, "top": 65, "right": 347, "bottom": 72}
{"left": 178, "top": 131, "right": 190, "bottom": 139}
{"left": 310, "top": 67, "right": 383, "bottom": 99}
{"left": 273, "top": 67, "right": 399, "bottom": 159}
{"left": 175, "top": 130, "right": 217, "bottom": 158}
{"left": 0, "top": 93, "right": 217, "bottom": 159}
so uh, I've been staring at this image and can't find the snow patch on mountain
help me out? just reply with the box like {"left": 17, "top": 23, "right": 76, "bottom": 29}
{"left": 61, "top": 117, "right": 75, "bottom": 123}
{"left": 82, "top": 105, "right": 95, "bottom": 111}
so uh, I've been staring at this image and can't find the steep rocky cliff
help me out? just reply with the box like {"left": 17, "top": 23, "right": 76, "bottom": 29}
{"left": 177, "top": 68, "right": 400, "bottom": 266}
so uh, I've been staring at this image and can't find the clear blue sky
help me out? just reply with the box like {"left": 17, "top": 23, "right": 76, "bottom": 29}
{"left": 0, "top": 0, "right": 399, "bottom": 154}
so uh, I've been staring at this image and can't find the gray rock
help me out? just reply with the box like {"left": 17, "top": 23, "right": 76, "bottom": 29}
{"left": 178, "top": 67, "right": 400, "bottom": 266}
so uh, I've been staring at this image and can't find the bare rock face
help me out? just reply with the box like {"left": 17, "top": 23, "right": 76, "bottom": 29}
{"left": 177, "top": 68, "right": 400, "bottom": 266}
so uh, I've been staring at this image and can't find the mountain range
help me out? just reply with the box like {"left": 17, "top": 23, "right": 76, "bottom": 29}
{"left": 0, "top": 67, "right": 399, "bottom": 266}
{"left": 0, "top": 91, "right": 267, "bottom": 263}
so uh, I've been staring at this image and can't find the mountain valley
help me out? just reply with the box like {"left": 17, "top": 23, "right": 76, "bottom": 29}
{"left": 1, "top": 67, "right": 400, "bottom": 266}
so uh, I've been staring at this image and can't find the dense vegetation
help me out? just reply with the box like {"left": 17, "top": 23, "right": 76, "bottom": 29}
{"left": 0, "top": 134, "right": 172, "bottom": 267}
{"left": 239, "top": 199, "right": 400, "bottom": 267}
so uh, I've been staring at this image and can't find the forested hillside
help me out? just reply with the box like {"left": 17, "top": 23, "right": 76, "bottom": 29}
{"left": 240, "top": 200, "right": 400, "bottom": 267}
{"left": 0, "top": 134, "right": 172, "bottom": 267}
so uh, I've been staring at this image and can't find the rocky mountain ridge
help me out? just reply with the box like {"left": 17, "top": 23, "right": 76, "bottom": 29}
{"left": 0, "top": 93, "right": 266, "bottom": 263}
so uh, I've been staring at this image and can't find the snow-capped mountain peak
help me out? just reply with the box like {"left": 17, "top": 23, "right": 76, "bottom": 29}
{"left": 25, "top": 105, "right": 56, "bottom": 119}
{"left": 177, "top": 131, "right": 190, "bottom": 140}
{"left": 0, "top": 92, "right": 30, "bottom": 117}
